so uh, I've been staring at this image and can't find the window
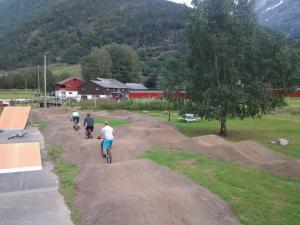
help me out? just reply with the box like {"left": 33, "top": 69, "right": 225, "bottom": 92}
{"left": 96, "top": 88, "right": 100, "bottom": 91}
{"left": 69, "top": 92, "right": 72, "bottom": 94}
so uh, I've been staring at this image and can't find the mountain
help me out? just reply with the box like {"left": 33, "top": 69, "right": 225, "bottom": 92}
{"left": 256, "top": 0, "right": 300, "bottom": 38}
{"left": 0, "top": 0, "right": 299, "bottom": 71}
{"left": 0, "top": 0, "right": 188, "bottom": 69}
{"left": 0, "top": 0, "right": 66, "bottom": 32}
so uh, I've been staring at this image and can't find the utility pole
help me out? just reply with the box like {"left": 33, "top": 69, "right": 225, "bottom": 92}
{"left": 37, "top": 65, "right": 40, "bottom": 96}
{"left": 44, "top": 55, "right": 47, "bottom": 108}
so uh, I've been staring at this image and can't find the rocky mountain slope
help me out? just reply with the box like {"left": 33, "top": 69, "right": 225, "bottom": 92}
{"left": 256, "top": 0, "right": 300, "bottom": 38}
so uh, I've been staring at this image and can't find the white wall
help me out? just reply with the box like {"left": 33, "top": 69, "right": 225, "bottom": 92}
{"left": 55, "top": 90, "right": 78, "bottom": 98}
{"left": 66, "top": 91, "right": 78, "bottom": 98}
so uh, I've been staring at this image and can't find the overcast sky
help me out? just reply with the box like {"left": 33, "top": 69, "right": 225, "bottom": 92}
{"left": 169, "top": 0, "right": 192, "bottom": 7}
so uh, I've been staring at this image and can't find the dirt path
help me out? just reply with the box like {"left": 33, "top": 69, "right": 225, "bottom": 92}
{"left": 32, "top": 108, "right": 300, "bottom": 225}
{"left": 33, "top": 108, "right": 240, "bottom": 225}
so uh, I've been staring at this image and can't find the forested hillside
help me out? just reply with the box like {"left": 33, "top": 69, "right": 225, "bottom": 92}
{"left": 0, "top": 0, "right": 188, "bottom": 70}
{"left": 0, "top": 0, "right": 67, "bottom": 33}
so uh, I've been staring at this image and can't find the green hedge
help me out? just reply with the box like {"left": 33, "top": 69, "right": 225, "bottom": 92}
{"left": 77, "top": 99, "right": 178, "bottom": 111}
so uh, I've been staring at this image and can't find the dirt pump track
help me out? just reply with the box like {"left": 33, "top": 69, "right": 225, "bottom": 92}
{"left": 33, "top": 109, "right": 300, "bottom": 225}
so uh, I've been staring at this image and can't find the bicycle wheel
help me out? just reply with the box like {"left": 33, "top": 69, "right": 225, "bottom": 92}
{"left": 106, "top": 148, "right": 112, "bottom": 163}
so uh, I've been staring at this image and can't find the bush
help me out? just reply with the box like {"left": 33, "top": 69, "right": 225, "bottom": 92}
{"left": 78, "top": 99, "right": 178, "bottom": 111}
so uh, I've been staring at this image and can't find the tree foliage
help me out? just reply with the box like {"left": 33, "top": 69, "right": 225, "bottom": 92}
{"left": 81, "top": 44, "right": 142, "bottom": 83}
{"left": 186, "top": 0, "right": 300, "bottom": 135}
{"left": 0, "top": 67, "right": 55, "bottom": 91}
{"left": 81, "top": 48, "right": 112, "bottom": 81}
{"left": 159, "top": 56, "right": 187, "bottom": 120}
{"left": 160, "top": 56, "right": 186, "bottom": 99}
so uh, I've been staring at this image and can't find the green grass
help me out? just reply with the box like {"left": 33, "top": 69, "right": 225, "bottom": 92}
{"left": 143, "top": 147, "right": 300, "bottom": 225}
{"left": 0, "top": 89, "right": 37, "bottom": 99}
{"left": 35, "top": 122, "right": 47, "bottom": 131}
{"left": 94, "top": 117, "right": 130, "bottom": 127}
{"left": 149, "top": 108, "right": 300, "bottom": 159}
{"left": 49, "top": 63, "right": 81, "bottom": 76}
{"left": 47, "top": 145, "right": 80, "bottom": 225}
{"left": 285, "top": 97, "right": 300, "bottom": 109}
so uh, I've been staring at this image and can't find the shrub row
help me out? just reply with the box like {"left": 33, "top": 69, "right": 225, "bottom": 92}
{"left": 76, "top": 99, "right": 180, "bottom": 111}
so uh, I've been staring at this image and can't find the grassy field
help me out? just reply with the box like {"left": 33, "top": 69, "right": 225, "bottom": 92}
{"left": 94, "top": 117, "right": 130, "bottom": 127}
{"left": 0, "top": 89, "right": 37, "bottom": 99}
{"left": 48, "top": 145, "right": 80, "bottom": 225}
{"left": 48, "top": 63, "right": 81, "bottom": 77}
{"left": 143, "top": 147, "right": 300, "bottom": 225}
{"left": 149, "top": 98, "right": 300, "bottom": 159}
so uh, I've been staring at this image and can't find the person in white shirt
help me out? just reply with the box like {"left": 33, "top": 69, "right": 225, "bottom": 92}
{"left": 71, "top": 111, "right": 80, "bottom": 124}
{"left": 99, "top": 121, "right": 114, "bottom": 154}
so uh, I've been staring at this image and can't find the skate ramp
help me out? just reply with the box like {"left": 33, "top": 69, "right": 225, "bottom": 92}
{"left": 0, "top": 106, "right": 31, "bottom": 129}
{"left": 0, "top": 142, "right": 41, "bottom": 173}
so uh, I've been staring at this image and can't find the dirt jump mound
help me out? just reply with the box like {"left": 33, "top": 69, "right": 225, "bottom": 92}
{"left": 185, "top": 135, "right": 300, "bottom": 179}
{"left": 75, "top": 159, "right": 240, "bottom": 225}
{"left": 192, "top": 135, "right": 230, "bottom": 147}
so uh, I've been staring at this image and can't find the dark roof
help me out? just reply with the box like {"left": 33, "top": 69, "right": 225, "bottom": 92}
{"left": 91, "top": 78, "right": 129, "bottom": 89}
{"left": 126, "top": 83, "right": 148, "bottom": 90}
{"left": 56, "top": 76, "right": 85, "bottom": 85}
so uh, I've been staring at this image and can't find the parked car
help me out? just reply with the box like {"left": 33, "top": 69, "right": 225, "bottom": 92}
{"left": 0, "top": 100, "right": 10, "bottom": 106}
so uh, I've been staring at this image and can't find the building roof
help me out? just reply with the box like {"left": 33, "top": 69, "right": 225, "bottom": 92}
{"left": 56, "top": 76, "right": 85, "bottom": 85}
{"left": 91, "top": 78, "right": 129, "bottom": 89}
{"left": 126, "top": 83, "right": 148, "bottom": 90}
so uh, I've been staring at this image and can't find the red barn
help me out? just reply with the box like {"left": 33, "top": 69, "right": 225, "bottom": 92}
{"left": 129, "top": 89, "right": 186, "bottom": 99}
{"left": 55, "top": 77, "right": 85, "bottom": 99}
{"left": 288, "top": 88, "right": 300, "bottom": 97}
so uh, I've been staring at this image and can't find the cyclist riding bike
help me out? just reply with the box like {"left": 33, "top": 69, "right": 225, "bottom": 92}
{"left": 98, "top": 121, "right": 114, "bottom": 156}
{"left": 71, "top": 111, "right": 80, "bottom": 128}
{"left": 83, "top": 113, "right": 94, "bottom": 136}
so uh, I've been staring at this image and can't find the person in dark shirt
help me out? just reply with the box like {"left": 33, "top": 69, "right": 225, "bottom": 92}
{"left": 83, "top": 113, "right": 94, "bottom": 135}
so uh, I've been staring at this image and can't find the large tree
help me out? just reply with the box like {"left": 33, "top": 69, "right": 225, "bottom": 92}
{"left": 159, "top": 56, "right": 187, "bottom": 120}
{"left": 187, "top": 0, "right": 299, "bottom": 135}
{"left": 104, "top": 44, "right": 142, "bottom": 83}
{"left": 81, "top": 44, "right": 142, "bottom": 83}
{"left": 81, "top": 48, "right": 112, "bottom": 81}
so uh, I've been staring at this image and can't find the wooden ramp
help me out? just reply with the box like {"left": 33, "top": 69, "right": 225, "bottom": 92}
{"left": 0, "top": 143, "right": 42, "bottom": 174}
{"left": 0, "top": 106, "right": 31, "bottom": 129}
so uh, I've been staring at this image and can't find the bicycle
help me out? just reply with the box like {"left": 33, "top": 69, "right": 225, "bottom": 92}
{"left": 85, "top": 127, "right": 93, "bottom": 139}
{"left": 98, "top": 138, "right": 112, "bottom": 163}
{"left": 106, "top": 145, "right": 112, "bottom": 164}
{"left": 73, "top": 122, "right": 79, "bottom": 131}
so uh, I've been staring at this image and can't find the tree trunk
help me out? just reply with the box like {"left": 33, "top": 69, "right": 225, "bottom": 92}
{"left": 168, "top": 101, "right": 171, "bottom": 121}
{"left": 219, "top": 117, "right": 228, "bottom": 136}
